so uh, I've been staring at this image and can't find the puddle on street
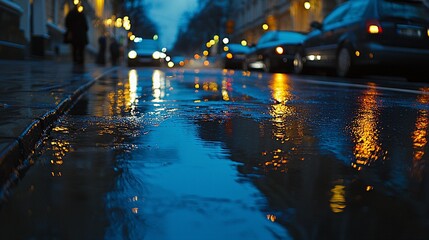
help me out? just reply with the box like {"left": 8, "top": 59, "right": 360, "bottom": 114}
{"left": 104, "top": 118, "right": 289, "bottom": 239}
{"left": 1, "top": 68, "right": 429, "bottom": 239}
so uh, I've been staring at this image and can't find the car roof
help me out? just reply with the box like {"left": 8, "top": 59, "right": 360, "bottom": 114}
{"left": 257, "top": 30, "right": 306, "bottom": 48}
{"left": 227, "top": 43, "right": 250, "bottom": 53}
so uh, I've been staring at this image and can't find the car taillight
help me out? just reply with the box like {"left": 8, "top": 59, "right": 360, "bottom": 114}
{"left": 366, "top": 20, "right": 382, "bottom": 34}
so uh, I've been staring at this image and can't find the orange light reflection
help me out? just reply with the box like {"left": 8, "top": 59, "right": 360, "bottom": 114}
{"left": 330, "top": 184, "right": 346, "bottom": 213}
{"left": 351, "top": 84, "right": 385, "bottom": 170}
{"left": 411, "top": 87, "right": 429, "bottom": 180}
{"left": 261, "top": 74, "right": 304, "bottom": 173}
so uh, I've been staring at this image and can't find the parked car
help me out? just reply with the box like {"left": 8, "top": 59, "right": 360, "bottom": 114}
{"left": 127, "top": 38, "right": 162, "bottom": 67}
{"left": 243, "top": 30, "right": 306, "bottom": 73}
{"left": 293, "top": 0, "right": 429, "bottom": 80}
{"left": 221, "top": 43, "right": 250, "bottom": 69}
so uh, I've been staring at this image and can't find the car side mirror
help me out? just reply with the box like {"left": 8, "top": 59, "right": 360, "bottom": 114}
{"left": 310, "top": 21, "right": 323, "bottom": 30}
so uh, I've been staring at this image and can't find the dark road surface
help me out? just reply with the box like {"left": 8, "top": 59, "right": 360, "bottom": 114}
{"left": 0, "top": 67, "right": 429, "bottom": 240}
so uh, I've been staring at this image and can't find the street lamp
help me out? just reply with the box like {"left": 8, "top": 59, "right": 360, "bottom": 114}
{"left": 262, "top": 23, "right": 269, "bottom": 31}
{"left": 304, "top": 1, "right": 311, "bottom": 10}
{"left": 115, "top": 18, "right": 122, "bottom": 28}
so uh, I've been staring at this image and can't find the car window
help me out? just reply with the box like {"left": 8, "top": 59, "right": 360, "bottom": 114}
{"left": 277, "top": 32, "right": 306, "bottom": 44}
{"left": 228, "top": 44, "right": 249, "bottom": 53}
{"left": 134, "top": 40, "right": 158, "bottom": 50}
{"left": 257, "top": 32, "right": 276, "bottom": 44}
{"left": 323, "top": 3, "right": 350, "bottom": 25}
{"left": 379, "top": 0, "right": 429, "bottom": 22}
{"left": 342, "top": 0, "right": 369, "bottom": 22}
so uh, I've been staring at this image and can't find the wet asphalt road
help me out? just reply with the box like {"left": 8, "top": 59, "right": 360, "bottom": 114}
{"left": 0, "top": 67, "right": 429, "bottom": 240}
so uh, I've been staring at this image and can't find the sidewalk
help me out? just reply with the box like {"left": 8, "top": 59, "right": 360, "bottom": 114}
{"left": 0, "top": 59, "right": 116, "bottom": 192}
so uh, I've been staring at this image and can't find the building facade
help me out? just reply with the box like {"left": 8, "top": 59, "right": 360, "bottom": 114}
{"left": 0, "top": 0, "right": 115, "bottom": 60}
{"left": 229, "top": 0, "right": 343, "bottom": 45}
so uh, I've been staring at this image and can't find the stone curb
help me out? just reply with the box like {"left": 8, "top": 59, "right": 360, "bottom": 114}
{"left": 0, "top": 66, "right": 119, "bottom": 196}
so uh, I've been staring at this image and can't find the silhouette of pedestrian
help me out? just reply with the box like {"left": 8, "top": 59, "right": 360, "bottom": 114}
{"left": 96, "top": 35, "right": 107, "bottom": 65}
{"left": 65, "top": 4, "right": 88, "bottom": 65}
{"left": 110, "top": 37, "right": 120, "bottom": 66}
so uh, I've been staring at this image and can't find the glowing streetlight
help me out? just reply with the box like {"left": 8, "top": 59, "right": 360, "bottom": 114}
{"left": 115, "top": 18, "right": 122, "bottom": 28}
{"left": 262, "top": 23, "right": 269, "bottom": 30}
{"left": 304, "top": 1, "right": 311, "bottom": 9}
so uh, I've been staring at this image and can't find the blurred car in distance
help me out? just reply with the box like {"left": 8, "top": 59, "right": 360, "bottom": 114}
{"left": 293, "top": 0, "right": 429, "bottom": 81}
{"left": 127, "top": 38, "right": 162, "bottom": 67}
{"left": 221, "top": 43, "right": 250, "bottom": 69}
{"left": 243, "top": 30, "right": 306, "bottom": 73}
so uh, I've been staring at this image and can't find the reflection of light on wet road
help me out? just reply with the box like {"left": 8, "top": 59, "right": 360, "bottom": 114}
{"left": 49, "top": 127, "right": 72, "bottom": 177}
{"left": 128, "top": 69, "right": 138, "bottom": 109}
{"left": 221, "top": 77, "right": 232, "bottom": 101}
{"left": 194, "top": 76, "right": 200, "bottom": 90}
{"left": 330, "top": 184, "right": 346, "bottom": 213}
{"left": 103, "top": 71, "right": 137, "bottom": 116}
{"left": 269, "top": 73, "right": 296, "bottom": 138}
{"left": 262, "top": 74, "right": 304, "bottom": 173}
{"left": 202, "top": 81, "right": 218, "bottom": 92}
{"left": 411, "top": 87, "right": 429, "bottom": 180}
{"left": 351, "top": 83, "right": 385, "bottom": 170}
{"left": 152, "top": 70, "right": 166, "bottom": 101}
{"left": 270, "top": 73, "right": 293, "bottom": 104}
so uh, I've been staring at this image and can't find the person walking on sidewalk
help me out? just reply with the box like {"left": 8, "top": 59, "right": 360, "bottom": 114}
{"left": 109, "top": 37, "right": 120, "bottom": 66}
{"left": 96, "top": 34, "right": 107, "bottom": 65}
{"left": 65, "top": 4, "right": 88, "bottom": 65}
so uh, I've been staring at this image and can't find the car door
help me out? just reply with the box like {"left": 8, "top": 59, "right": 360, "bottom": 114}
{"left": 304, "top": 3, "right": 350, "bottom": 67}
{"left": 324, "top": 0, "right": 370, "bottom": 66}
{"left": 246, "top": 31, "right": 275, "bottom": 68}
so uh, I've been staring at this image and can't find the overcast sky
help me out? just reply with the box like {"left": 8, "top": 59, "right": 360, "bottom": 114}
{"left": 143, "top": 0, "right": 200, "bottom": 49}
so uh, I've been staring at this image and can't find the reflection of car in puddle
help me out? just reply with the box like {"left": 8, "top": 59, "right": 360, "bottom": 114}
{"left": 127, "top": 38, "right": 163, "bottom": 67}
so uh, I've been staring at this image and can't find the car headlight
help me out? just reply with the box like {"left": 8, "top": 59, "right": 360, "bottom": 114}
{"left": 152, "top": 51, "right": 161, "bottom": 59}
{"left": 275, "top": 46, "right": 284, "bottom": 55}
{"left": 128, "top": 50, "right": 137, "bottom": 59}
